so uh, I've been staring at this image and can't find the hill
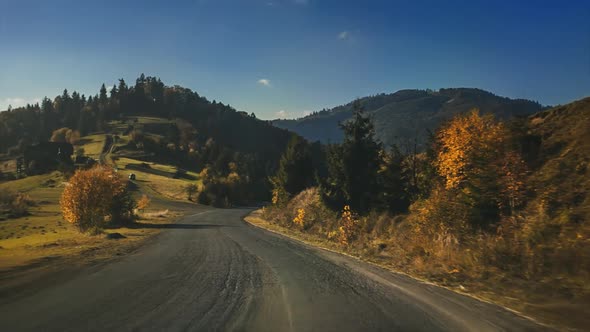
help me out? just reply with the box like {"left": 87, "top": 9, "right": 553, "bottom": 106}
{"left": 525, "top": 96, "right": 590, "bottom": 242}
{"left": 256, "top": 95, "right": 590, "bottom": 330}
{"left": 273, "top": 88, "right": 545, "bottom": 148}
{"left": 0, "top": 75, "right": 294, "bottom": 204}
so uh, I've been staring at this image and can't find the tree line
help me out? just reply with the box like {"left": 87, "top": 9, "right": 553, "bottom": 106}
{"left": 270, "top": 100, "right": 530, "bottom": 232}
{"left": 0, "top": 74, "right": 293, "bottom": 204}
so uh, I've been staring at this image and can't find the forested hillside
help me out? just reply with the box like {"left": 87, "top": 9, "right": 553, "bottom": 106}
{"left": 0, "top": 75, "right": 294, "bottom": 203}
{"left": 273, "top": 88, "right": 545, "bottom": 148}
{"left": 262, "top": 96, "right": 590, "bottom": 329}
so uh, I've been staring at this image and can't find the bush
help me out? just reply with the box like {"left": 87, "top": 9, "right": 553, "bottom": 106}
{"left": 111, "top": 188, "right": 136, "bottom": 225}
{"left": 196, "top": 166, "right": 254, "bottom": 207}
{"left": 0, "top": 190, "right": 33, "bottom": 218}
{"left": 50, "top": 127, "right": 80, "bottom": 144}
{"left": 338, "top": 205, "right": 360, "bottom": 246}
{"left": 185, "top": 184, "right": 198, "bottom": 201}
{"left": 60, "top": 166, "right": 135, "bottom": 232}
{"left": 263, "top": 187, "right": 337, "bottom": 232}
{"left": 137, "top": 194, "right": 151, "bottom": 212}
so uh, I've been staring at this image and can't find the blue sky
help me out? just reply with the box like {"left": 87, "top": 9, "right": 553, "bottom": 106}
{"left": 0, "top": 0, "right": 589, "bottom": 119}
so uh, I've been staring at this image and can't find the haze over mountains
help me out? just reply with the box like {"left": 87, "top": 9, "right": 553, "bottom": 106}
{"left": 273, "top": 88, "right": 545, "bottom": 148}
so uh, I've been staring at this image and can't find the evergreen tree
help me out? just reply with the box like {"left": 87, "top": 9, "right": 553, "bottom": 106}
{"left": 323, "top": 100, "right": 382, "bottom": 213}
{"left": 117, "top": 79, "right": 128, "bottom": 95}
{"left": 379, "top": 146, "right": 409, "bottom": 213}
{"left": 110, "top": 85, "right": 118, "bottom": 99}
{"left": 99, "top": 84, "right": 108, "bottom": 104}
{"left": 271, "top": 134, "right": 315, "bottom": 203}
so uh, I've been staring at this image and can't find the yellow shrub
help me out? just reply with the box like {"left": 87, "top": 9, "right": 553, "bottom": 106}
{"left": 60, "top": 166, "right": 130, "bottom": 232}
{"left": 338, "top": 205, "right": 359, "bottom": 245}
{"left": 293, "top": 208, "right": 306, "bottom": 228}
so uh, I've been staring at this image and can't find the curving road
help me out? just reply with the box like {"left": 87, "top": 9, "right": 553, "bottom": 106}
{"left": 0, "top": 208, "right": 549, "bottom": 331}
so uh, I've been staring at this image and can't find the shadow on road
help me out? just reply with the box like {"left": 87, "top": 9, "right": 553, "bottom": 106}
{"left": 130, "top": 223, "right": 228, "bottom": 230}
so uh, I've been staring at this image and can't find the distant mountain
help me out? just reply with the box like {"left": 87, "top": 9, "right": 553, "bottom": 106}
{"left": 273, "top": 88, "right": 546, "bottom": 148}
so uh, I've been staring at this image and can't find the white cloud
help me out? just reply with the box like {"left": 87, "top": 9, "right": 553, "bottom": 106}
{"left": 0, "top": 97, "right": 41, "bottom": 111}
{"left": 257, "top": 78, "right": 271, "bottom": 87}
{"left": 275, "top": 110, "right": 288, "bottom": 118}
{"left": 338, "top": 31, "right": 349, "bottom": 40}
{"left": 302, "top": 110, "right": 313, "bottom": 117}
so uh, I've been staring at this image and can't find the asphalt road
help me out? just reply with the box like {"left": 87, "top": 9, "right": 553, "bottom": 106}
{"left": 0, "top": 208, "right": 549, "bottom": 331}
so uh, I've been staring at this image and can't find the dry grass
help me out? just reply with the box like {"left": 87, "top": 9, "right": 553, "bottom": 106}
{"left": 134, "top": 116, "right": 174, "bottom": 125}
{"left": 245, "top": 210, "right": 341, "bottom": 254}
{"left": 113, "top": 157, "right": 201, "bottom": 200}
{"left": 0, "top": 169, "right": 183, "bottom": 273}
{"left": 78, "top": 134, "right": 107, "bottom": 158}
{"left": 140, "top": 209, "right": 170, "bottom": 219}
{"left": 0, "top": 159, "right": 16, "bottom": 174}
{"left": 116, "top": 157, "right": 180, "bottom": 174}
{"left": 0, "top": 129, "right": 193, "bottom": 296}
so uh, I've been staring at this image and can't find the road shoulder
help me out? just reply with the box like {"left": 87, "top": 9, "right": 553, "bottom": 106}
{"left": 0, "top": 208, "right": 185, "bottom": 304}
{"left": 243, "top": 209, "right": 558, "bottom": 331}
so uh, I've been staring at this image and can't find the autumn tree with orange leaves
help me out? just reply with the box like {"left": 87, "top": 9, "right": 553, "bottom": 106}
{"left": 61, "top": 166, "right": 135, "bottom": 232}
{"left": 434, "top": 110, "right": 527, "bottom": 227}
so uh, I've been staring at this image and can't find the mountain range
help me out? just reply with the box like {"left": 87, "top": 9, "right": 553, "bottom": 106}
{"left": 273, "top": 88, "right": 546, "bottom": 148}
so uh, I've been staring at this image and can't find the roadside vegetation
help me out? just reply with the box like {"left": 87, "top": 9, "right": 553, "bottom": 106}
{"left": 0, "top": 131, "right": 182, "bottom": 277}
{"left": 259, "top": 98, "right": 590, "bottom": 330}
{"left": 0, "top": 191, "right": 33, "bottom": 220}
{"left": 0, "top": 75, "right": 292, "bottom": 207}
{"left": 61, "top": 166, "right": 135, "bottom": 233}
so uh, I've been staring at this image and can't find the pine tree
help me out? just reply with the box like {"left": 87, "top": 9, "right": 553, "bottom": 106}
{"left": 379, "top": 146, "right": 409, "bottom": 213}
{"left": 271, "top": 134, "right": 315, "bottom": 204}
{"left": 110, "top": 85, "right": 118, "bottom": 99}
{"left": 99, "top": 84, "right": 108, "bottom": 104}
{"left": 323, "top": 100, "right": 383, "bottom": 213}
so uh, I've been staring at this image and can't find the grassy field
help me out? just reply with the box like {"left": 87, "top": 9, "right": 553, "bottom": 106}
{"left": 77, "top": 122, "right": 201, "bottom": 201}
{"left": 113, "top": 156, "right": 201, "bottom": 200}
{"left": 108, "top": 116, "right": 174, "bottom": 134}
{"left": 0, "top": 130, "right": 193, "bottom": 271}
{"left": 0, "top": 125, "right": 200, "bottom": 282}
{"left": 0, "top": 171, "right": 183, "bottom": 272}
{"left": 0, "top": 159, "right": 16, "bottom": 174}
{"left": 77, "top": 134, "right": 107, "bottom": 159}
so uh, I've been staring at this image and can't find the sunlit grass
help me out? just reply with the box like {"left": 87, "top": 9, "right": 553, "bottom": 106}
{"left": 115, "top": 160, "right": 201, "bottom": 200}
{"left": 78, "top": 134, "right": 106, "bottom": 158}
{"left": 134, "top": 116, "right": 173, "bottom": 124}
{"left": 0, "top": 171, "right": 63, "bottom": 193}
{"left": 0, "top": 126, "right": 195, "bottom": 272}
{"left": 0, "top": 165, "right": 184, "bottom": 271}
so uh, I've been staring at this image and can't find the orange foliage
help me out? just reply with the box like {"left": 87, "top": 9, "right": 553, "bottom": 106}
{"left": 436, "top": 109, "right": 506, "bottom": 190}
{"left": 292, "top": 208, "right": 306, "bottom": 228}
{"left": 435, "top": 109, "right": 528, "bottom": 220}
{"left": 498, "top": 151, "right": 528, "bottom": 213}
{"left": 338, "top": 205, "right": 359, "bottom": 245}
{"left": 137, "top": 194, "right": 151, "bottom": 211}
{"left": 60, "top": 166, "right": 128, "bottom": 232}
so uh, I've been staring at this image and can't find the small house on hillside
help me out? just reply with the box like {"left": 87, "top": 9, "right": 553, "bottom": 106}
{"left": 24, "top": 142, "right": 73, "bottom": 173}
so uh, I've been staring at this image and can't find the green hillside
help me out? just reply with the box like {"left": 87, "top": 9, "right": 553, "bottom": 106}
{"left": 0, "top": 75, "right": 294, "bottom": 204}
